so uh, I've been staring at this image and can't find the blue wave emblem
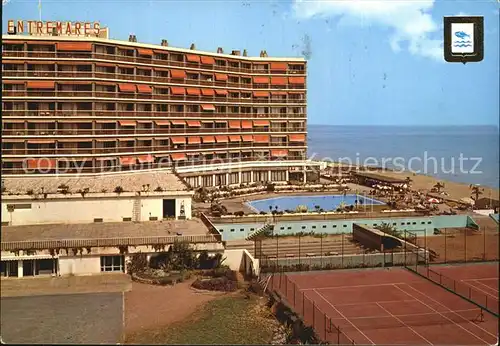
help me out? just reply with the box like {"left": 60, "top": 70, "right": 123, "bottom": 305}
{"left": 453, "top": 40, "right": 472, "bottom": 47}
{"left": 454, "top": 31, "right": 471, "bottom": 39}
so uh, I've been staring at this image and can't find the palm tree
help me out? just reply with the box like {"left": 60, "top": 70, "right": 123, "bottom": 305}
{"left": 433, "top": 182, "right": 445, "bottom": 193}
{"left": 470, "top": 184, "right": 484, "bottom": 202}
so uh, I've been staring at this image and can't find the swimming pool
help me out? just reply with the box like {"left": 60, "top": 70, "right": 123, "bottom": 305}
{"left": 246, "top": 194, "right": 385, "bottom": 213}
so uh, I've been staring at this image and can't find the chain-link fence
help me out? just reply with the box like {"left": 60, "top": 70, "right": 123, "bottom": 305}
{"left": 268, "top": 273, "right": 355, "bottom": 345}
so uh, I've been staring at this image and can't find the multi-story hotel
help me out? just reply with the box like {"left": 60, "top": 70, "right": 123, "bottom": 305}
{"left": 2, "top": 20, "right": 315, "bottom": 188}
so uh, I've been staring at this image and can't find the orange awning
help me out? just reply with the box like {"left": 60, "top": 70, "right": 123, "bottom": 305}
{"left": 137, "top": 154, "right": 154, "bottom": 163}
{"left": 272, "top": 91, "right": 287, "bottom": 96}
{"left": 228, "top": 121, "right": 240, "bottom": 129}
{"left": 57, "top": 42, "right": 92, "bottom": 51}
{"left": 229, "top": 135, "right": 241, "bottom": 142}
{"left": 155, "top": 120, "right": 170, "bottom": 126}
{"left": 27, "top": 140, "right": 55, "bottom": 144}
{"left": 171, "top": 153, "right": 187, "bottom": 161}
{"left": 27, "top": 158, "right": 56, "bottom": 170}
{"left": 26, "top": 81, "right": 55, "bottom": 89}
{"left": 253, "top": 120, "right": 270, "bottom": 127}
{"left": 120, "top": 157, "right": 136, "bottom": 165}
{"left": 186, "top": 120, "right": 201, "bottom": 127}
{"left": 215, "top": 136, "right": 228, "bottom": 143}
{"left": 186, "top": 88, "right": 201, "bottom": 96}
{"left": 270, "top": 62, "right": 288, "bottom": 71}
{"left": 118, "top": 83, "right": 136, "bottom": 92}
{"left": 215, "top": 89, "right": 228, "bottom": 96}
{"left": 171, "top": 120, "right": 186, "bottom": 126}
{"left": 241, "top": 120, "right": 252, "bottom": 129}
{"left": 188, "top": 137, "right": 201, "bottom": 144}
{"left": 186, "top": 54, "right": 201, "bottom": 63}
{"left": 241, "top": 135, "right": 253, "bottom": 142}
{"left": 254, "top": 135, "right": 270, "bottom": 143}
{"left": 201, "top": 104, "right": 215, "bottom": 111}
{"left": 253, "top": 76, "right": 269, "bottom": 84}
{"left": 215, "top": 74, "right": 228, "bottom": 81}
{"left": 202, "top": 136, "right": 216, "bottom": 143}
{"left": 170, "top": 87, "right": 186, "bottom": 95}
{"left": 271, "top": 77, "right": 287, "bottom": 85}
{"left": 289, "top": 76, "right": 305, "bottom": 84}
{"left": 271, "top": 149, "right": 288, "bottom": 157}
{"left": 137, "top": 48, "right": 153, "bottom": 56}
{"left": 170, "top": 70, "right": 187, "bottom": 79}
{"left": 201, "top": 89, "right": 215, "bottom": 96}
{"left": 3, "top": 80, "right": 25, "bottom": 84}
{"left": 171, "top": 137, "right": 186, "bottom": 144}
{"left": 289, "top": 134, "right": 306, "bottom": 142}
{"left": 200, "top": 56, "right": 215, "bottom": 64}
{"left": 137, "top": 84, "right": 153, "bottom": 93}
{"left": 253, "top": 91, "right": 269, "bottom": 98}
{"left": 119, "top": 120, "right": 137, "bottom": 126}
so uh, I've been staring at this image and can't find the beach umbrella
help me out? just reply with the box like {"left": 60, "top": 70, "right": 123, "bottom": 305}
{"left": 460, "top": 197, "right": 475, "bottom": 205}
{"left": 428, "top": 198, "right": 440, "bottom": 204}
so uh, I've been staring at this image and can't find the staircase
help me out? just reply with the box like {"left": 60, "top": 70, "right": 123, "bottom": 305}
{"left": 132, "top": 198, "right": 141, "bottom": 222}
{"left": 246, "top": 223, "right": 274, "bottom": 241}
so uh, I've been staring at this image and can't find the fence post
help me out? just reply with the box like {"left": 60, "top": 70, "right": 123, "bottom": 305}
{"left": 324, "top": 314, "right": 327, "bottom": 341}
{"left": 298, "top": 235, "right": 302, "bottom": 266}
{"left": 337, "top": 326, "right": 340, "bottom": 345}
{"left": 464, "top": 228, "right": 467, "bottom": 263}
{"left": 302, "top": 291, "right": 305, "bottom": 316}
{"left": 468, "top": 286, "right": 471, "bottom": 299}
{"left": 276, "top": 235, "right": 279, "bottom": 272}
{"left": 293, "top": 282, "right": 296, "bottom": 307}
{"left": 341, "top": 233, "right": 344, "bottom": 268}
{"left": 320, "top": 236, "right": 323, "bottom": 267}
{"left": 483, "top": 226, "right": 486, "bottom": 261}
{"left": 444, "top": 228, "right": 447, "bottom": 263}
{"left": 404, "top": 230, "right": 407, "bottom": 266}
{"left": 313, "top": 301, "right": 315, "bottom": 327}
{"left": 439, "top": 273, "right": 442, "bottom": 285}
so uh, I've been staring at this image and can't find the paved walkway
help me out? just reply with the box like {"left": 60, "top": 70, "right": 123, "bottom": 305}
{"left": 0, "top": 273, "right": 131, "bottom": 297}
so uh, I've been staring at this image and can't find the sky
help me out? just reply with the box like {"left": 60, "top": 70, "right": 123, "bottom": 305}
{"left": 2, "top": 0, "right": 499, "bottom": 126}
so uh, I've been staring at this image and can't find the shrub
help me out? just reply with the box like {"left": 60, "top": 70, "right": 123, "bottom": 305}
{"left": 154, "top": 186, "right": 164, "bottom": 192}
{"left": 234, "top": 210, "right": 245, "bottom": 217}
{"left": 127, "top": 253, "right": 148, "bottom": 274}
{"left": 114, "top": 186, "right": 124, "bottom": 194}
{"left": 192, "top": 276, "right": 238, "bottom": 292}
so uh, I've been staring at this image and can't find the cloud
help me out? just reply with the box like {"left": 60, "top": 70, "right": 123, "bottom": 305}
{"left": 292, "top": 0, "right": 443, "bottom": 61}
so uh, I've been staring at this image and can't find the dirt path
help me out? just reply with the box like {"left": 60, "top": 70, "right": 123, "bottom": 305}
{"left": 124, "top": 279, "right": 224, "bottom": 336}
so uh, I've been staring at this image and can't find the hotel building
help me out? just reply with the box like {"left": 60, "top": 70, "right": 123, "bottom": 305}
{"left": 2, "top": 20, "right": 316, "bottom": 188}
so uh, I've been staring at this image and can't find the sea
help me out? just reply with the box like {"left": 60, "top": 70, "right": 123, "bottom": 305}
{"left": 307, "top": 125, "right": 499, "bottom": 189}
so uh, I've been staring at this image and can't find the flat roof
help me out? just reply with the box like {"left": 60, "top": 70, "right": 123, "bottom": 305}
{"left": 352, "top": 171, "right": 407, "bottom": 184}
{"left": 2, "top": 171, "right": 188, "bottom": 195}
{"left": 2, "top": 34, "right": 306, "bottom": 62}
{"left": 2, "top": 219, "right": 208, "bottom": 242}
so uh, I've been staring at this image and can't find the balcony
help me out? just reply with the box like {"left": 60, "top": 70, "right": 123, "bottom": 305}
{"left": 2, "top": 51, "right": 307, "bottom": 76}
{"left": 1, "top": 110, "right": 307, "bottom": 120}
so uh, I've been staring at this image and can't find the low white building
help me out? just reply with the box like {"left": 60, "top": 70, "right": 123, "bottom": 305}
{"left": 1, "top": 170, "right": 193, "bottom": 226}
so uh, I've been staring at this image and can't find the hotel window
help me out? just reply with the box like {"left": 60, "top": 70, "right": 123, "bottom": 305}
{"left": 100, "top": 256, "right": 125, "bottom": 272}
{"left": 228, "top": 172, "right": 239, "bottom": 185}
{"left": 253, "top": 171, "right": 267, "bottom": 183}
{"left": 271, "top": 171, "right": 286, "bottom": 182}
{"left": 202, "top": 175, "right": 213, "bottom": 187}
{"left": 241, "top": 172, "right": 251, "bottom": 183}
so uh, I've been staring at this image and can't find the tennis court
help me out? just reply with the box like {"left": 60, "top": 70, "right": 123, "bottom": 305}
{"left": 269, "top": 267, "right": 498, "bottom": 345}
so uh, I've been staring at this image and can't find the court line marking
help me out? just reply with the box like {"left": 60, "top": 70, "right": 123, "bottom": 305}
{"left": 375, "top": 302, "right": 432, "bottom": 345}
{"left": 328, "top": 308, "right": 479, "bottom": 321}
{"left": 460, "top": 280, "right": 499, "bottom": 300}
{"left": 300, "top": 282, "right": 408, "bottom": 292}
{"left": 393, "top": 283, "right": 495, "bottom": 342}
{"left": 462, "top": 277, "right": 499, "bottom": 283}
{"left": 333, "top": 299, "right": 416, "bottom": 307}
{"left": 469, "top": 280, "right": 499, "bottom": 298}
{"left": 462, "top": 279, "right": 499, "bottom": 295}
{"left": 314, "top": 288, "right": 376, "bottom": 345}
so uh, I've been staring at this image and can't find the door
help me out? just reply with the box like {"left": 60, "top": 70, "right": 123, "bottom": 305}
{"left": 162, "top": 199, "right": 176, "bottom": 218}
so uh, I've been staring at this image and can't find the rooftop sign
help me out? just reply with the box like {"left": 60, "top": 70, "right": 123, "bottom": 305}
{"left": 7, "top": 20, "right": 101, "bottom": 37}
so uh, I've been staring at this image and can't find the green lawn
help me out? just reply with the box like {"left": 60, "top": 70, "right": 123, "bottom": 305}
{"left": 126, "top": 294, "right": 278, "bottom": 344}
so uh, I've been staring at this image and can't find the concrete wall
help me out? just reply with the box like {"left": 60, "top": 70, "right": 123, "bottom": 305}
{"left": 223, "top": 248, "right": 260, "bottom": 277}
{"left": 2, "top": 194, "right": 192, "bottom": 226}
{"left": 352, "top": 224, "right": 382, "bottom": 251}
{"left": 215, "top": 215, "right": 473, "bottom": 241}
{"left": 58, "top": 256, "right": 101, "bottom": 275}
{"left": 263, "top": 249, "right": 427, "bottom": 269}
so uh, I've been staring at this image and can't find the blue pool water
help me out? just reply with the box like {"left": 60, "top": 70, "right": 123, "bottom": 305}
{"left": 246, "top": 194, "right": 384, "bottom": 212}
